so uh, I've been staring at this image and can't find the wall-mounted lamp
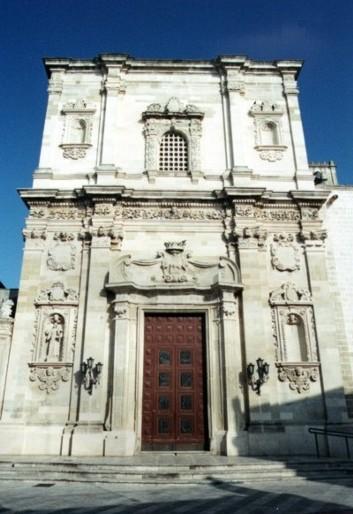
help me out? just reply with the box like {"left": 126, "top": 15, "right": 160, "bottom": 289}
{"left": 80, "top": 357, "right": 103, "bottom": 394}
{"left": 247, "top": 358, "right": 270, "bottom": 395}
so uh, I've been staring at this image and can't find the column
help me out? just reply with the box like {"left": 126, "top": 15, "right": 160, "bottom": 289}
{"left": 104, "top": 297, "right": 137, "bottom": 456}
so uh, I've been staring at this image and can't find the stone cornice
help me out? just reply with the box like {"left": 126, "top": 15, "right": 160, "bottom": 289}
{"left": 19, "top": 187, "right": 328, "bottom": 207}
{"left": 44, "top": 54, "right": 304, "bottom": 79}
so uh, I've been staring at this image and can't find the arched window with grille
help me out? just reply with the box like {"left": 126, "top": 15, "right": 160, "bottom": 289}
{"left": 159, "top": 131, "right": 188, "bottom": 173}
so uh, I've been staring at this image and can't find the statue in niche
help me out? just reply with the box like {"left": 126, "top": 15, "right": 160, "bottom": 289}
{"left": 44, "top": 313, "right": 64, "bottom": 362}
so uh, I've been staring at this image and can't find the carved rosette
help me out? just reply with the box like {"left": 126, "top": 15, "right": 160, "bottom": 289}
{"left": 270, "top": 233, "right": 300, "bottom": 272}
{"left": 29, "top": 363, "right": 72, "bottom": 394}
{"left": 276, "top": 363, "right": 320, "bottom": 393}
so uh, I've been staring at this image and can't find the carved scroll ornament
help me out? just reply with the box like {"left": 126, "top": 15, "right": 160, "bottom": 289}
{"left": 276, "top": 363, "right": 319, "bottom": 394}
{"left": 29, "top": 363, "right": 71, "bottom": 394}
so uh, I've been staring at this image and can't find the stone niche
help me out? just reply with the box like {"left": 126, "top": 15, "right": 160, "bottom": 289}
{"left": 269, "top": 282, "right": 320, "bottom": 394}
{"left": 29, "top": 282, "right": 78, "bottom": 395}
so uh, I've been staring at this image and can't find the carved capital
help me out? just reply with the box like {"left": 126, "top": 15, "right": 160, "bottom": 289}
{"left": 299, "top": 229, "right": 327, "bottom": 247}
{"left": 236, "top": 226, "right": 268, "bottom": 250}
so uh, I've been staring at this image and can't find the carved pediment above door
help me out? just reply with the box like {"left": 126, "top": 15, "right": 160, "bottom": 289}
{"left": 106, "top": 241, "right": 242, "bottom": 293}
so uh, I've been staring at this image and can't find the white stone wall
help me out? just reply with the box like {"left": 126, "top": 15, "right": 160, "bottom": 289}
{"left": 324, "top": 188, "right": 353, "bottom": 350}
{"left": 33, "top": 56, "right": 314, "bottom": 192}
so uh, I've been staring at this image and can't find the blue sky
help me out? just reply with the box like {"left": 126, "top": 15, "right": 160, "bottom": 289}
{"left": 1, "top": 0, "right": 352, "bottom": 287}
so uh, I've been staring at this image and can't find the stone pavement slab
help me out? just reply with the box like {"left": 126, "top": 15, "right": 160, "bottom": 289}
{"left": 0, "top": 477, "right": 353, "bottom": 513}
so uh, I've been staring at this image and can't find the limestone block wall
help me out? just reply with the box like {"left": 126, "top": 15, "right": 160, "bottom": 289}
{"left": 324, "top": 188, "right": 353, "bottom": 415}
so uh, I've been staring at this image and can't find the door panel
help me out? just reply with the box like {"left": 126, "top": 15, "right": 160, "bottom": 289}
{"left": 142, "top": 313, "right": 208, "bottom": 451}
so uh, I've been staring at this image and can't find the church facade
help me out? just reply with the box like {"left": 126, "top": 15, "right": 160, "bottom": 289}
{"left": 0, "top": 54, "right": 352, "bottom": 457}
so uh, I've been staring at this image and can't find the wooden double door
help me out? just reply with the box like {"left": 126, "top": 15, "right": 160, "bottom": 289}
{"left": 142, "top": 313, "right": 208, "bottom": 450}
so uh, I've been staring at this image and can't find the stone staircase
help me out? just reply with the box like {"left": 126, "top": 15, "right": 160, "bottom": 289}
{"left": 0, "top": 455, "right": 352, "bottom": 484}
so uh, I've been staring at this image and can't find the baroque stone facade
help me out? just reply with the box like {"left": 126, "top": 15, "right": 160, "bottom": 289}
{"left": 0, "top": 53, "right": 352, "bottom": 458}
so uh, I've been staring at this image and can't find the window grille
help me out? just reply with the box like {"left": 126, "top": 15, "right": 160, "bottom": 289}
{"left": 159, "top": 132, "right": 188, "bottom": 172}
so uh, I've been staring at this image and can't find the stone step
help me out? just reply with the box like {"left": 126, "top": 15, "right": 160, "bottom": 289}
{"left": 0, "top": 457, "right": 351, "bottom": 484}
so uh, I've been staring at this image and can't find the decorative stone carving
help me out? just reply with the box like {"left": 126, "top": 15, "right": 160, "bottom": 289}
{"left": 113, "top": 303, "right": 128, "bottom": 320}
{"left": 221, "top": 301, "right": 238, "bottom": 320}
{"left": 29, "top": 363, "right": 71, "bottom": 394}
{"left": 159, "top": 241, "right": 193, "bottom": 283}
{"left": 270, "top": 282, "right": 320, "bottom": 388}
{"left": 53, "top": 232, "right": 75, "bottom": 242}
{"left": 271, "top": 233, "right": 300, "bottom": 272}
{"left": 269, "top": 282, "right": 311, "bottom": 305}
{"left": 255, "top": 207, "right": 300, "bottom": 222}
{"left": 48, "top": 206, "right": 85, "bottom": 220}
{"left": 92, "top": 226, "right": 124, "bottom": 250}
{"left": 300, "top": 229, "right": 327, "bottom": 247}
{"left": 122, "top": 203, "right": 224, "bottom": 221}
{"left": 35, "top": 282, "right": 78, "bottom": 304}
{"left": 47, "top": 242, "right": 76, "bottom": 271}
{"left": 249, "top": 101, "right": 287, "bottom": 161}
{"left": 0, "top": 299, "right": 14, "bottom": 319}
{"left": 142, "top": 98, "right": 204, "bottom": 177}
{"left": 29, "top": 207, "right": 47, "bottom": 219}
{"left": 60, "top": 99, "right": 95, "bottom": 160}
{"left": 236, "top": 226, "right": 268, "bottom": 250}
{"left": 23, "top": 228, "right": 47, "bottom": 241}
{"left": 32, "top": 306, "right": 77, "bottom": 363}
{"left": 43, "top": 313, "right": 64, "bottom": 362}
{"left": 258, "top": 149, "right": 284, "bottom": 162}
{"left": 276, "top": 363, "right": 320, "bottom": 393}
{"left": 94, "top": 203, "right": 114, "bottom": 216}
{"left": 108, "top": 241, "right": 241, "bottom": 293}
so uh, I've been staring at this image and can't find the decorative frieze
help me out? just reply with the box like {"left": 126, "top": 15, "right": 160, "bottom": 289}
{"left": 122, "top": 203, "right": 224, "bottom": 221}
{"left": 276, "top": 363, "right": 320, "bottom": 393}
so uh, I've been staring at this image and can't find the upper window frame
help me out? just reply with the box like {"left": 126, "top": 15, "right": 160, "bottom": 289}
{"left": 142, "top": 97, "right": 204, "bottom": 182}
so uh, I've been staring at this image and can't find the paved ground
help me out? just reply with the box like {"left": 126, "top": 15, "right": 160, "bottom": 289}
{"left": 0, "top": 478, "right": 353, "bottom": 514}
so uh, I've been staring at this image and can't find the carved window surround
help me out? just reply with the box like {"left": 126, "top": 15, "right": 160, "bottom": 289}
{"left": 249, "top": 101, "right": 287, "bottom": 162}
{"left": 269, "top": 282, "right": 320, "bottom": 393}
{"left": 60, "top": 99, "right": 95, "bottom": 160}
{"left": 142, "top": 97, "right": 204, "bottom": 183}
